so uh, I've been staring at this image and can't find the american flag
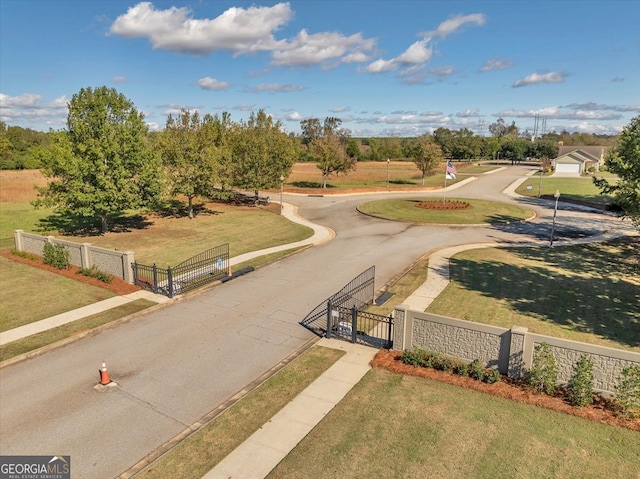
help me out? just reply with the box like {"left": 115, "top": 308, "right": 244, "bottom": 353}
{"left": 446, "top": 161, "right": 457, "bottom": 179}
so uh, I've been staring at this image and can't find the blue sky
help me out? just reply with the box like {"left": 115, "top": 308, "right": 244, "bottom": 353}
{"left": 1, "top": 0, "right": 639, "bottom": 137}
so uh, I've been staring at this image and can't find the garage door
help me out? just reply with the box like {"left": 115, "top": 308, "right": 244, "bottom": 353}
{"left": 555, "top": 163, "right": 580, "bottom": 173}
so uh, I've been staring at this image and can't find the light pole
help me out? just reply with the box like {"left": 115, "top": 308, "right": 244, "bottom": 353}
{"left": 280, "top": 175, "right": 284, "bottom": 214}
{"left": 538, "top": 167, "right": 543, "bottom": 198}
{"left": 549, "top": 189, "right": 560, "bottom": 247}
{"left": 386, "top": 158, "right": 390, "bottom": 188}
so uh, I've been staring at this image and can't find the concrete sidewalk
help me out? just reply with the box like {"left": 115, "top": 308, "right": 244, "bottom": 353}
{"left": 202, "top": 339, "right": 377, "bottom": 479}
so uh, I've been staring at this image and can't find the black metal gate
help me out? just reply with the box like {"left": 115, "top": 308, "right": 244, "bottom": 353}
{"left": 132, "top": 244, "right": 230, "bottom": 297}
{"left": 300, "top": 266, "right": 394, "bottom": 349}
{"left": 326, "top": 304, "right": 393, "bottom": 349}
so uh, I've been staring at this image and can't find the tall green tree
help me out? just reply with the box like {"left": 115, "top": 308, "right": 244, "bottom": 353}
{"left": 593, "top": 115, "right": 640, "bottom": 228}
{"left": 230, "top": 110, "right": 297, "bottom": 197}
{"left": 407, "top": 135, "right": 443, "bottom": 185}
{"left": 159, "top": 109, "right": 223, "bottom": 218}
{"left": 310, "top": 133, "right": 355, "bottom": 188}
{"left": 33, "top": 86, "right": 162, "bottom": 233}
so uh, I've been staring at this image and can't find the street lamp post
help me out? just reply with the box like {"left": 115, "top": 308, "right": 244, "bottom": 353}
{"left": 386, "top": 158, "right": 390, "bottom": 188}
{"left": 280, "top": 175, "right": 284, "bottom": 215}
{"left": 549, "top": 189, "right": 560, "bottom": 247}
{"left": 538, "top": 167, "right": 543, "bottom": 198}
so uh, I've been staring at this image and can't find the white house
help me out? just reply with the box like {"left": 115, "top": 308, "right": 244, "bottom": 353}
{"left": 552, "top": 146, "right": 606, "bottom": 174}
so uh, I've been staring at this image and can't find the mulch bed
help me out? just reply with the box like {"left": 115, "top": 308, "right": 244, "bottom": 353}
{"left": 371, "top": 349, "right": 640, "bottom": 431}
{"left": 1, "top": 251, "right": 140, "bottom": 295}
{"left": 415, "top": 200, "right": 471, "bottom": 210}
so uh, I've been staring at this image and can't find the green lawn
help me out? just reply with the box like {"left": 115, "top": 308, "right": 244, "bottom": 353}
{"left": 0, "top": 256, "right": 116, "bottom": 331}
{"left": 427, "top": 237, "right": 640, "bottom": 351}
{"left": 268, "top": 368, "right": 640, "bottom": 479}
{"left": 515, "top": 175, "right": 616, "bottom": 206}
{"left": 358, "top": 198, "right": 534, "bottom": 224}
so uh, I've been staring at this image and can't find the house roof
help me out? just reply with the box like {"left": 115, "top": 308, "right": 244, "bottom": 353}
{"left": 557, "top": 145, "right": 607, "bottom": 161}
{"left": 554, "top": 149, "right": 601, "bottom": 164}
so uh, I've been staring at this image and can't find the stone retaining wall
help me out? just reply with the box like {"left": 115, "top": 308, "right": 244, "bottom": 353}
{"left": 13, "top": 230, "right": 135, "bottom": 283}
{"left": 394, "top": 304, "right": 640, "bottom": 395}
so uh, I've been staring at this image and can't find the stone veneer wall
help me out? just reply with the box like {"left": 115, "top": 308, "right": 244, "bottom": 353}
{"left": 13, "top": 230, "right": 135, "bottom": 283}
{"left": 394, "top": 304, "right": 640, "bottom": 395}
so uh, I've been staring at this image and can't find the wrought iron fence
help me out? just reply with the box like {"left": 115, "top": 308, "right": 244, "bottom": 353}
{"left": 132, "top": 244, "right": 230, "bottom": 298}
{"left": 300, "top": 266, "right": 376, "bottom": 336}
{"left": 327, "top": 305, "right": 393, "bottom": 349}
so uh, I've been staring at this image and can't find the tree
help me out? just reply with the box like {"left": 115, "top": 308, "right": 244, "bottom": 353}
{"left": 230, "top": 110, "right": 297, "bottom": 197}
{"left": 593, "top": 115, "right": 640, "bottom": 228}
{"left": 33, "top": 86, "right": 162, "bottom": 233}
{"left": 310, "top": 133, "right": 355, "bottom": 188}
{"left": 489, "top": 118, "right": 518, "bottom": 138}
{"left": 407, "top": 135, "right": 443, "bottom": 185}
{"left": 345, "top": 138, "right": 361, "bottom": 160}
{"left": 159, "top": 109, "right": 222, "bottom": 218}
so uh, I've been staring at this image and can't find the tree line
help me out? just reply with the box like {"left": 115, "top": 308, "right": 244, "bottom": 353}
{"left": 5, "top": 86, "right": 637, "bottom": 232}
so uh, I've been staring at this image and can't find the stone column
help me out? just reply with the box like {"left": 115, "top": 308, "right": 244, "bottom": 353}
{"left": 508, "top": 326, "right": 528, "bottom": 379}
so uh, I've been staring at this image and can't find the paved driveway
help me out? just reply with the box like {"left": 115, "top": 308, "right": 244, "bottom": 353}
{"left": 0, "top": 166, "right": 634, "bottom": 478}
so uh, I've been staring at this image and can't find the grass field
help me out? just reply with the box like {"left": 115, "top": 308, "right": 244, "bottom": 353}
{"left": 427, "top": 238, "right": 640, "bottom": 351}
{"left": 515, "top": 174, "right": 616, "bottom": 206}
{"left": 358, "top": 198, "right": 534, "bottom": 224}
{"left": 287, "top": 160, "right": 494, "bottom": 189}
{"left": 267, "top": 367, "right": 640, "bottom": 479}
{"left": 0, "top": 255, "right": 116, "bottom": 331}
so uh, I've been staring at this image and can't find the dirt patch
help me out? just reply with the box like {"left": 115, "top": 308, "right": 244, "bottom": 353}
{"left": 415, "top": 200, "right": 471, "bottom": 210}
{"left": 371, "top": 349, "right": 640, "bottom": 431}
{"left": 1, "top": 251, "right": 140, "bottom": 295}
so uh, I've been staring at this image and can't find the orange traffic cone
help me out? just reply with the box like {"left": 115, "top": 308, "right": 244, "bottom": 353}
{"left": 99, "top": 360, "right": 111, "bottom": 385}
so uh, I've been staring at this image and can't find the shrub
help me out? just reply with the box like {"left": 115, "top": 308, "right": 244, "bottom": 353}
{"left": 77, "top": 266, "right": 113, "bottom": 284}
{"left": 454, "top": 363, "right": 469, "bottom": 377}
{"left": 615, "top": 364, "right": 640, "bottom": 419}
{"left": 528, "top": 343, "right": 558, "bottom": 395}
{"left": 483, "top": 369, "right": 501, "bottom": 384}
{"left": 469, "top": 359, "right": 485, "bottom": 380}
{"left": 567, "top": 355, "right": 594, "bottom": 407}
{"left": 42, "top": 242, "right": 70, "bottom": 270}
{"left": 10, "top": 249, "right": 39, "bottom": 261}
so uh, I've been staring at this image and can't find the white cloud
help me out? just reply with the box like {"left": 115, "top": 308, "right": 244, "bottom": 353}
{"left": 479, "top": 59, "right": 512, "bottom": 73}
{"left": 285, "top": 111, "right": 303, "bottom": 121}
{"left": 49, "top": 96, "right": 69, "bottom": 108}
{"left": 395, "top": 39, "right": 432, "bottom": 65}
{"left": 512, "top": 72, "right": 565, "bottom": 87}
{"left": 331, "top": 106, "right": 351, "bottom": 113}
{"left": 496, "top": 106, "right": 622, "bottom": 121}
{"left": 361, "top": 58, "right": 397, "bottom": 73}
{"left": 0, "top": 93, "right": 43, "bottom": 108}
{"left": 112, "top": 75, "right": 127, "bottom": 83}
{"left": 110, "top": 2, "right": 291, "bottom": 55}
{"left": 252, "top": 83, "right": 304, "bottom": 92}
{"left": 198, "top": 77, "right": 230, "bottom": 91}
{"left": 271, "top": 30, "right": 375, "bottom": 67}
{"left": 456, "top": 108, "right": 480, "bottom": 118}
{"left": 425, "top": 13, "right": 486, "bottom": 39}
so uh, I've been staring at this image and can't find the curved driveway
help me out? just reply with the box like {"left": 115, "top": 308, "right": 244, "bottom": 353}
{"left": 0, "top": 165, "right": 634, "bottom": 479}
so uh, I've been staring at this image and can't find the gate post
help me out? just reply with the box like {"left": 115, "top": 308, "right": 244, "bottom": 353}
{"left": 387, "top": 313, "right": 393, "bottom": 349}
{"left": 152, "top": 264, "right": 158, "bottom": 294}
{"left": 351, "top": 306, "right": 358, "bottom": 343}
{"left": 167, "top": 267, "right": 174, "bottom": 298}
{"left": 326, "top": 299, "right": 332, "bottom": 339}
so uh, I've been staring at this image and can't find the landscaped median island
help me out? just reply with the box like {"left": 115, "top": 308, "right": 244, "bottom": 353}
{"left": 357, "top": 198, "right": 534, "bottom": 224}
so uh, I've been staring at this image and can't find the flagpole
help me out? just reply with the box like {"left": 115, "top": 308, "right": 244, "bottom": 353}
{"left": 443, "top": 171, "right": 447, "bottom": 203}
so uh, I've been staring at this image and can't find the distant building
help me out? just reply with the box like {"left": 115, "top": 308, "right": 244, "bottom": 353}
{"left": 552, "top": 145, "right": 607, "bottom": 174}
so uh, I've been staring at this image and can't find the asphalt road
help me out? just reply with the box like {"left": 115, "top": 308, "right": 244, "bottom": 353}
{"left": 0, "top": 165, "right": 634, "bottom": 478}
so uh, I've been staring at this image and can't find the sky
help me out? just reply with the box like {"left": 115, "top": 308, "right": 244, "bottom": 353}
{"left": 1, "top": 0, "right": 639, "bottom": 138}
